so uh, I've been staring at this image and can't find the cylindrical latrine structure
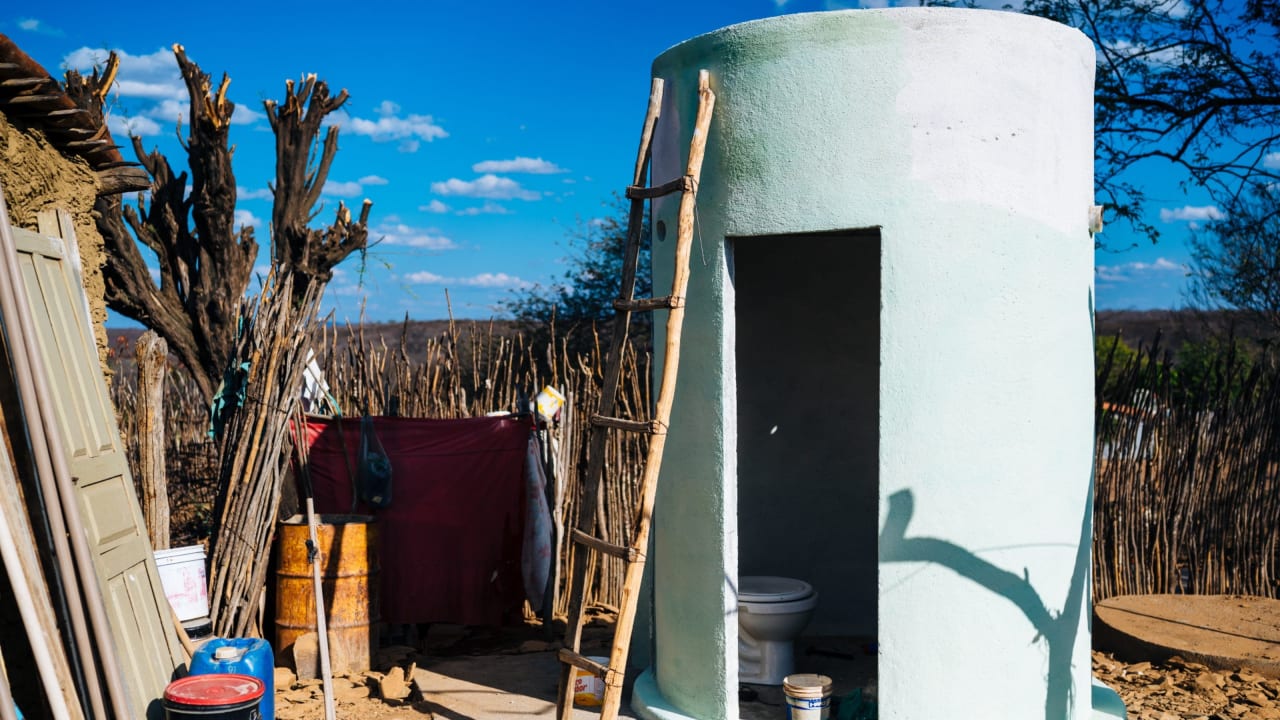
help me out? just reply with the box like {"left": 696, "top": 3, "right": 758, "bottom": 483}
{"left": 635, "top": 9, "right": 1097, "bottom": 720}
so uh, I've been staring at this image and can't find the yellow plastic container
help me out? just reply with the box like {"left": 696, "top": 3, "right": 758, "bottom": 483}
{"left": 573, "top": 657, "right": 608, "bottom": 706}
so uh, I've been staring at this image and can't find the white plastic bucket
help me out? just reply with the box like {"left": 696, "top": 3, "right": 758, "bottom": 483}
{"left": 154, "top": 544, "right": 209, "bottom": 622}
{"left": 572, "top": 657, "right": 608, "bottom": 707}
{"left": 783, "top": 673, "right": 832, "bottom": 720}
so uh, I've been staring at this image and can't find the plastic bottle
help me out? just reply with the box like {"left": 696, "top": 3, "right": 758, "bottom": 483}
{"left": 188, "top": 637, "right": 275, "bottom": 720}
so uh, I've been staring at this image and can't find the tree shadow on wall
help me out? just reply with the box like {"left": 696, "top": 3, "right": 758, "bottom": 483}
{"left": 878, "top": 486, "right": 1092, "bottom": 720}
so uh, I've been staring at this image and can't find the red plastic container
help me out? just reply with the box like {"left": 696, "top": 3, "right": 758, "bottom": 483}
{"left": 163, "top": 673, "right": 265, "bottom": 719}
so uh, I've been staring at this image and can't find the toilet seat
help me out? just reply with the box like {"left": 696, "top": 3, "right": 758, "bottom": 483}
{"left": 738, "top": 575, "right": 819, "bottom": 684}
{"left": 740, "top": 576, "right": 814, "bottom": 603}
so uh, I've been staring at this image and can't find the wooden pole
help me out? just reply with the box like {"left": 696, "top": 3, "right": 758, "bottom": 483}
{"left": 600, "top": 69, "right": 715, "bottom": 720}
{"left": 136, "top": 331, "right": 171, "bottom": 550}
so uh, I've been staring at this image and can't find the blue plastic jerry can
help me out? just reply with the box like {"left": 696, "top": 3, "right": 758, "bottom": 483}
{"left": 189, "top": 637, "right": 275, "bottom": 720}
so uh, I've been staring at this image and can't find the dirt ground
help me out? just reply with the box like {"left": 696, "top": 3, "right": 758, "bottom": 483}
{"left": 1093, "top": 594, "right": 1280, "bottom": 719}
{"left": 271, "top": 596, "right": 1280, "bottom": 720}
{"left": 273, "top": 615, "right": 628, "bottom": 720}
{"left": 1094, "top": 652, "right": 1280, "bottom": 720}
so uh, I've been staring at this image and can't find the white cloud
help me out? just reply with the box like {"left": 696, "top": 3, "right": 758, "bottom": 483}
{"left": 114, "top": 79, "right": 186, "bottom": 101}
{"left": 404, "top": 270, "right": 445, "bottom": 283}
{"left": 18, "top": 18, "right": 62, "bottom": 35}
{"left": 1160, "top": 205, "right": 1224, "bottom": 223}
{"left": 1104, "top": 38, "right": 1185, "bottom": 67}
{"left": 328, "top": 283, "right": 369, "bottom": 297}
{"left": 373, "top": 223, "right": 457, "bottom": 250}
{"left": 431, "top": 174, "right": 540, "bottom": 201}
{"left": 421, "top": 200, "right": 450, "bottom": 214}
{"left": 1095, "top": 257, "right": 1185, "bottom": 283}
{"left": 456, "top": 202, "right": 511, "bottom": 216}
{"left": 323, "top": 181, "right": 364, "bottom": 198}
{"left": 106, "top": 113, "right": 162, "bottom": 137}
{"left": 234, "top": 209, "right": 263, "bottom": 230}
{"left": 1153, "top": 0, "right": 1190, "bottom": 19}
{"left": 322, "top": 176, "right": 387, "bottom": 198}
{"left": 65, "top": 45, "right": 265, "bottom": 130}
{"left": 472, "top": 157, "right": 566, "bottom": 174}
{"left": 66, "top": 47, "right": 183, "bottom": 100}
{"left": 328, "top": 101, "right": 447, "bottom": 150}
{"left": 238, "top": 186, "right": 274, "bottom": 201}
{"left": 230, "top": 105, "right": 264, "bottom": 125}
{"left": 1264, "top": 152, "right": 1280, "bottom": 170}
{"left": 404, "top": 271, "right": 530, "bottom": 288}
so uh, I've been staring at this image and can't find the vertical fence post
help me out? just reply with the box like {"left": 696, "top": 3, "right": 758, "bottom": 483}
{"left": 136, "top": 330, "right": 170, "bottom": 550}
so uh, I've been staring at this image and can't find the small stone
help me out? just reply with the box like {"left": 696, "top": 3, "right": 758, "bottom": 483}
{"left": 378, "top": 666, "right": 412, "bottom": 701}
{"left": 332, "top": 680, "right": 371, "bottom": 703}
{"left": 518, "top": 639, "right": 553, "bottom": 653}
{"left": 1244, "top": 689, "right": 1272, "bottom": 707}
{"left": 274, "top": 666, "right": 296, "bottom": 690}
{"left": 293, "top": 632, "right": 319, "bottom": 681}
{"left": 282, "top": 689, "right": 313, "bottom": 704}
{"left": 1194, "top": 672, "right": 1225, "bottom": 693}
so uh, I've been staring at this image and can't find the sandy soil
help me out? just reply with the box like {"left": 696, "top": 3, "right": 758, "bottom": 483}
{"left": 272, "top": 598, "right": 1280, "bottom": 720}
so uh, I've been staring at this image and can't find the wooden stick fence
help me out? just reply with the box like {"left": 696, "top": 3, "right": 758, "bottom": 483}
{"left": 110, "top": 316, "right": 652, "bottom": 617}
{"left": 1093, "top": 335, "right": 1280, "bottom": 602}
{"left": 114, "top": 315, "right": 1280, "bottom": 622}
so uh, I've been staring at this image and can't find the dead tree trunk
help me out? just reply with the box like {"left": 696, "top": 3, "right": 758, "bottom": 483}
{"left": 135, "top": 331, "right": 170, "bottom": 550}
{"left": 74, "top": 47, "right": 254, "bottom": 403}
{"left": 266, "top": 76, "right": 372, "bottom": 307}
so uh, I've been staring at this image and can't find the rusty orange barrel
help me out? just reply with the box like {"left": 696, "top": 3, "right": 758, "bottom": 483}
{"left": 275, "top": 514, "right": 379, "bottom": 675}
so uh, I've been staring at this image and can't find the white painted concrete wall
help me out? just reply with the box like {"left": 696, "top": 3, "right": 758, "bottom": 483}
{"left": 635, "top": 8, "right": 1096, "bottom": 720}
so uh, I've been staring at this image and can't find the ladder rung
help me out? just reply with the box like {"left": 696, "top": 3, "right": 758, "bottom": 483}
{"left": 613, "top": 295, "right": 682, "bottom": 312}
{"left": 571, "top": 528, "right": 640, "bottom": 561}
{"left": 558, "top": 649, "right": 624, "bottom": 687}
{"left": 590, "top": 414, "right": 666, "bottom": 435}
{"left": 625, "top": 175, "right": 693, "bottom": 200}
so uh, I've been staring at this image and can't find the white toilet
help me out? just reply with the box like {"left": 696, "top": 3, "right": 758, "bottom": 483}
{"left": 738, "top": 575, "right": 818, "bottom": 685}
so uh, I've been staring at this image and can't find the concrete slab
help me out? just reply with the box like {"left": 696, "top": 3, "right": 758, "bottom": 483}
{"left": 412, "top": 650, "right": 637, "bottom": 720}
{"left": 1095, "top": 594, "right": 1280, "bottom": 677}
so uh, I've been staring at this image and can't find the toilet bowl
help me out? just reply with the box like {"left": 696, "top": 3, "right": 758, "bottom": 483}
{"left": 738, "top": 576, "right": 818, "bottom": 685}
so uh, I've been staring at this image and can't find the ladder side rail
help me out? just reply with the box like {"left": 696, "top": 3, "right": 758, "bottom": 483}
{"left": 599, "top": 70, "right": 716, "bottom": 720}
{"left": 557, "top": 77, "right": 665, "bottom": 720}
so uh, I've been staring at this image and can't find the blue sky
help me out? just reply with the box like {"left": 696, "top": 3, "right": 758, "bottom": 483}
{"left": 4, "top": 0, "right": 1231, "bottom": 323}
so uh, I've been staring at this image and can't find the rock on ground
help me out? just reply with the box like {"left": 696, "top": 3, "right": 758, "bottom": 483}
{"left": 1094, "top": 651, "right": 1280, "bottom": 720}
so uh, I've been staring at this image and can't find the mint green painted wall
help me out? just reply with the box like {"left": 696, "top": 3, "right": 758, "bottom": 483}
{"left": 641, "top": 8, "right": 1095, "bottom": 720}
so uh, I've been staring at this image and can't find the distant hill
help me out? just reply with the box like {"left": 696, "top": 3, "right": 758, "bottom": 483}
{"left": 105, "top": 318, "right": 524, "bottom": 362}
{"left": 1096, "top": 309, "right": 1277, "bottom": 357}
{"left": 106, "top": 310, "right": 1275, "bottom": 365}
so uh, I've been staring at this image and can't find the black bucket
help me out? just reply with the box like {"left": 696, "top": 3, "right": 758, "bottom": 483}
{"left": 163, "top": 674, "right": 264, "bottom": 719}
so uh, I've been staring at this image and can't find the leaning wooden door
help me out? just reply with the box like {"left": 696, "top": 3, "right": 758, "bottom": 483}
{"left": 12, "top": 221, "right": 183, "bottom": 718}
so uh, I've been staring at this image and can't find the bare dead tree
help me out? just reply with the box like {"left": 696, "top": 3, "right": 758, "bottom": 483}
{"left": 1020, "top": 0, "right": 1280, "bottom": 247}
{"left": 70, "top": 46, "right": 254, "bottom": 402}
{"left": 266, "top": 75, "right": 372, "bottom": 307}
{"left": 70, "top": 48, "right": 372, "bottom": 402}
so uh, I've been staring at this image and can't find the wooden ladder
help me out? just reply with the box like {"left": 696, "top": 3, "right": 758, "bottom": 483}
{"left": 555, "top": 69, "right": 715, "bottom": 720}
